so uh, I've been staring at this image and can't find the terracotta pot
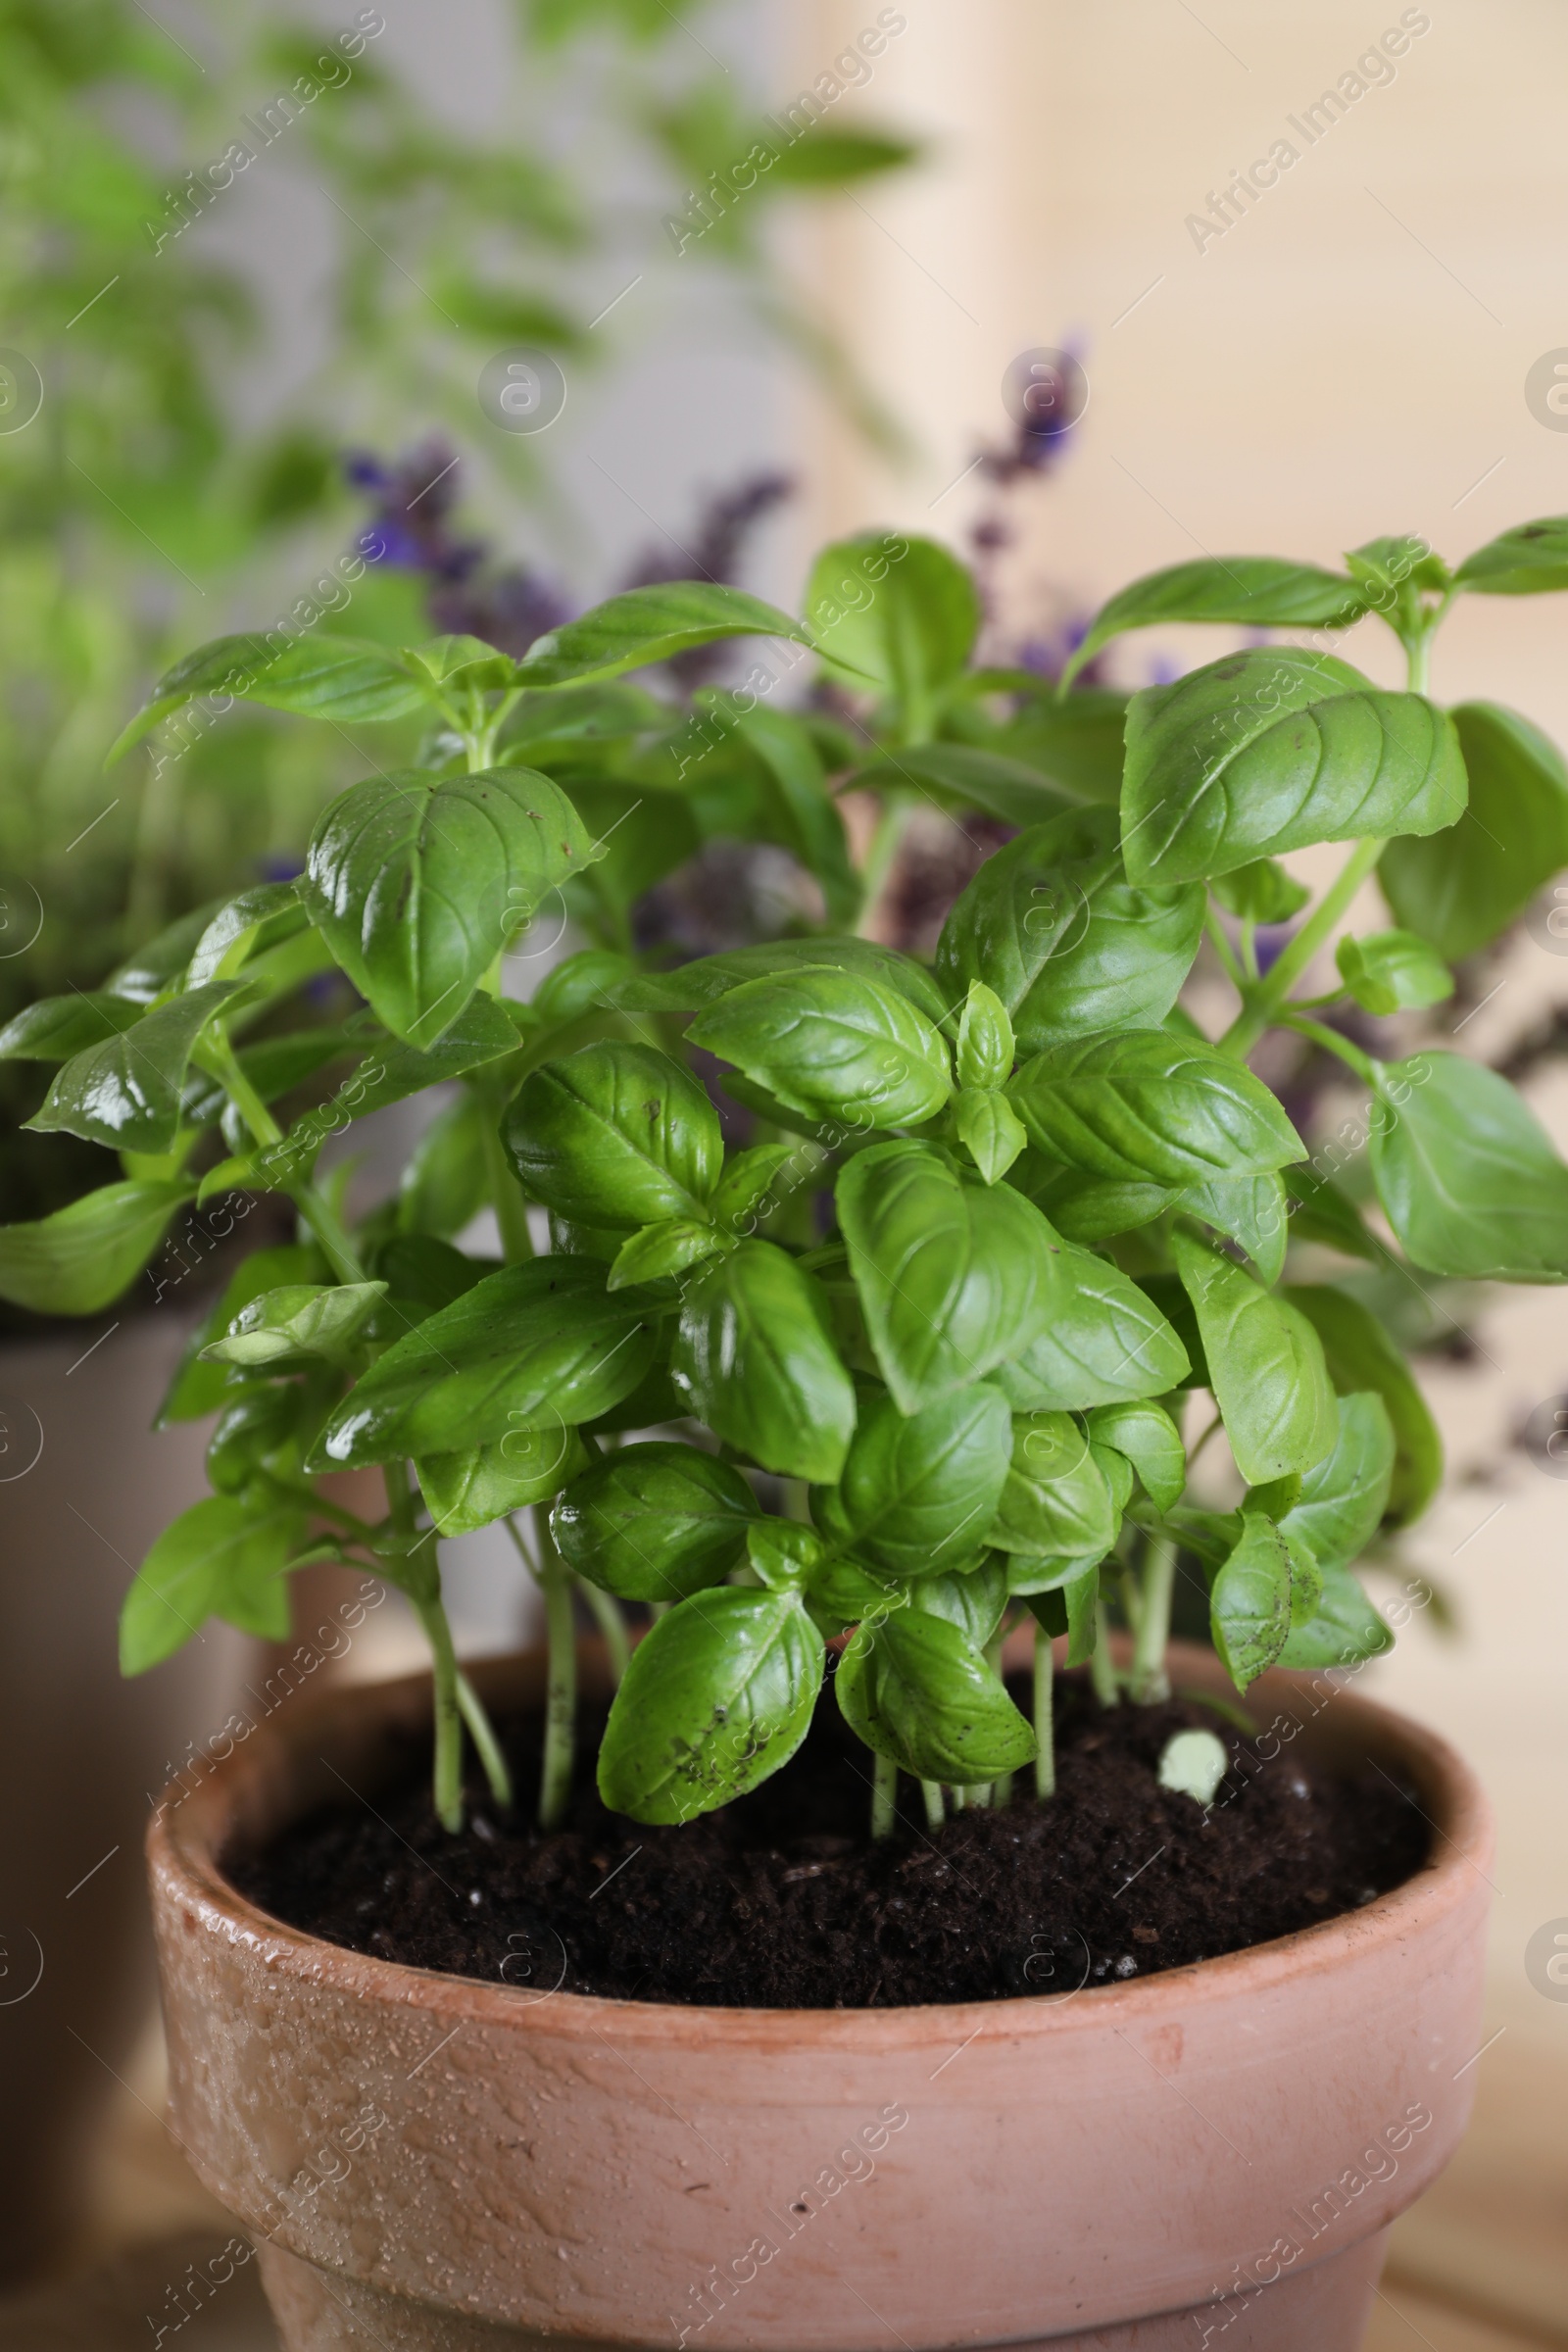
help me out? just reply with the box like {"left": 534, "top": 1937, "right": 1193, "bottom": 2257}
{"left": 0, "top": 1314, "right": 248, "bottom": 2286}
{"left": 148, "top": 1642, "right": 1492, "bottom": 2352}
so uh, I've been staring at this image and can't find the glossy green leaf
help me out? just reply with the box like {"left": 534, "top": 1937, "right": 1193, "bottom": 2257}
{"left": 1209, "top": 1510, "right": 1317, "bottom": 1691}
{"left": 597, "top": 1587, "right": 823, "bottom": 1822}
{"left": 727, "top": 704, "right": 861, "bottom": 927}
{"left": 1209, "top": 858, "right": 1311, "bottom": 924}
{"left": 27, "top": 981, "right": 249, "bottom": 1153}
{"left": 1059, "top": 558, "right": 1365, "bottom": 692}
{"left": 850, "top": 743, "right": 1073, "bottom": 832}
{"left": 1282, "top": 1165, "right": 1378, "bottom": 1262}
{"left": 805, "top": 532, "right": 977, "bottom": 706}
{"left": 906, "top": 1554, "right": 1009, "bottom": 1648}
{"left": 1277, "top": 1566, "right": 1394, "bottom": 1669}
{"left": 608, "top": 1220, "right": 726, "bottom": 1290}
{"left": 1380, "top": 703, "right": 1568, "bottom": 960}
{"left": 835, "top": 1610, "right": 1036, "bottom": 1784}
{"left": 416, "top": 1428, "right": 590, "bottom": 1537}
{"left": 185, "top": 882, "right": 309, "bottom": 987}
{"left": 1008, "top": 1029, "right": 1302, "bottom": 1184}
{"left": 1121, "top": 650, "right": 1466, "bottom": 885}
{"left": 1284, "top": 1284, "right": 1442, "bottom": 1527}
{"left": 108, "top": 634, "right": 431, "bottom": 763}
{"left": 397, "top": 1091, "right": 494, "bottom": 1240}
{"left": 1252, "top": 1392, "right": 1394, "bottom": 1572}
{"left": 803, "top": 1554, "right": 899, "bottom": 1639}
{"left": 105, "top": 903, "right": 222, "bottom": 1004}
{"left": 552, "top": 1442, "right": 760, "bottom": 1601}
{"left": 1453, "top": 514, "right": 1568, "bottom": 595}
{"left": 1006, "top": 1153, "right": 1176, "bottom": 1244}
{"left": 689, "top": 968, "right": 953, "bottom": 1132}
{"left": 812, "top": 1383, "right": 1012, "bottom": 1581}
{"left": 989, "top": 1238, "right": 1190, "bottom": 1411}
{"left": 988, "top": 1411, "right": 1118, "bottom": 1558}
{"left": 156, "top": 1245, "right": 324, "bottom": 1423}
{"left": 1086, "top": 1400, "right": 1187, "bottom": 1513}
{"left": 709, "top": 1143, "right": 813, "bottom": 1236}
{"left": 955, "top": 980, "right": 1014, "bottom": 1091}
{"left": 1336, "top": 929, "right": 1452, "bottom": 1016}
{"left": 837, "top": 1140, "right": 1058, "bottom": 1412}
{"left": 0, "top": 993, "right": 146, "bottom": 1063}
{"left": 518, "top": 582, "right": 816, "bottom": 688}
{"left": 1172, "top": 1227, "right": 1338, "bottom": 1484}
{"left": 746, "top": 1520, "right": 823, "bottom": 1593}
{"left": 1371, "top": 1054, "right": 1568, "bottom": 1281}
{"left": 200, "top": 1281, "right": 386, "bottom": 1369}
{"left": 972, "top": 682, "right": 1129, "bottom": 804}
{"left": 0, "top": 1179, "right": 195, "bottom": 1317}
{"left": 505, "top": 1042, "right": 722, "bottom": 1231}
{"left": 120, "top": 1494, "right": 305, "bottom": 1672}
{"left": 670, "top": 1241, "right": 856, "bottom": 1482}
{"left": 300, "top": 767, "right": 597, "bottom": 1045}
{"left": 1182, "top": 1170, "right": 1289, "bottom": 1286}
{"left": 313, "top": 1257, "right": 658, "bottom": 1468}
{"left": 953, "top": 1087, "right": 1027, "bottom": 1184}
{"left": 936, "top": 810, "right": 1205, "bottom": 1053}
{"left": 614, "top": 937, "right": 949, "bottom": 1026}
{"left": 205, "top": 1385, "right": 307, "bottom": 1496}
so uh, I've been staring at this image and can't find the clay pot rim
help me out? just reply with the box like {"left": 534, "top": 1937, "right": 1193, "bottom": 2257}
{"left": 150, "top": 1641, "right": 1492, "bottom": 2050}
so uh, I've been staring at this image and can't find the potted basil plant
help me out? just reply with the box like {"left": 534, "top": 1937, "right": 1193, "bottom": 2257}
{"left": 9, "top": 519, "right": 1564, "bottom": 2349}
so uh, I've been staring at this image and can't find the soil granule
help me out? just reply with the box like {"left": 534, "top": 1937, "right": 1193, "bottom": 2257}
{"left": 227, "top": 1673, "right": 1430, "bottom": 2008}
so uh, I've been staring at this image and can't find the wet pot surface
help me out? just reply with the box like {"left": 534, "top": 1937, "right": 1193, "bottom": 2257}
{"left": 149, "top": 1643, "right": 1493, "bottom": 2352}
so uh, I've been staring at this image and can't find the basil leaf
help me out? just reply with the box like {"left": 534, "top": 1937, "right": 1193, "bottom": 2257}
{"left": 615, "top": 937, "right": 949, "bottom": 1026}
{"left": 953, "top": 1088, "right": 1027, "bottom": 1185}
{"left": 812, "top": 1383, "right": 1012, "bottom": 1580}
{"left": 1251, "top": 1392, "right": 1394, "bottom": 1572}
{"left": 1172, "top": 1227, "right": 1338, "bottom": 1484}
{"left": 186, "top": 883, "right": 309, "bottom": 987}
{"left": 27, "top": 980, "right": 250, "bottom": 1153}
{"left": 597, "top": 1588, "right": 823, "bottom": 1823}
{"left": 105, "top": 902, "right": 223, "bottom": 1004}
{"left": 1086, "top": 1400, "right": 1187, "bottom": 1512}
{"left": 710, "top": 1143, "right": 812, "bottom": 1235}
{"left": 935, "top": 810, "right": 1205, "bottom": 1053}
{"left": 689, "top": 968, "right": 953, "bottom": 1132}
{"left": 154, "top": 1244, "right": 323, "bottom": 1423}
{"left": 670, "top": 1241, "right": 856, "bottom": 1482}
{"left": 519, "top": 582, "right": 816, "bottom": 689}
{"left": 416, "top": 1428, "right": 590, "bottom": 1538}
{"left": 552, "top": 1442, "right": 760, "bottom": 1600}
{"left": 1277, "top": 1566, "right": 1393, "bottom": 1670}
{"left": 1092, "top": 1442, "right": 1134, "bottom": 1515}
{"left": 746, "top": 1521, "right": 824, "bottom": 1593}
{"left": 201, "top": 1281, "right": 386, "bottom": 1369}
{"left": 0, "top": 1179, "right": 195, "bottom": 1318}
{"left": 1059, "top": 558, "right": 1365, "bottom": 692}
{"left": 1121, "top": 649, "right": 1465, "bottom": 884}
{"left": 120, "top": 1493, "right": 305, "bottom": 1672}
{"left": 505, "top": 1043, "right": 722, "bottom": 1232}
{"left": 1336, "top": 929, "right": 1452, "bottom": 1016}
{"left": 0, "top": 992, "right": 146, "bottom": 1062}
{"left": 108, "top": 634, "right": 430, "bottom": 763}
{"left": 906, "top": 1554, "right": 1009, "bottom": 1648}
{"left": 1371, "top": 1054, "right": 1568, "bottom": 1281}
{"left": 1209, "top": 858, "right": 1311, "bottom": 924}
{"left": 1453, "top": 514, "right": 1568, "bottom": 596}
{"left": 851, "top": 743, "right": 1073, "bottom": 831}
{"left": 727, "top": 704, "right": 861, "bottom": 927}
{"left": 1209, "top": 1510, "right": 1313, "bottom": 1690}
{"left": 312, "top": 1257, "right": 657, "bottom": 1468}
{"left": 805, "top": 532, "right": 977, "bottom": 702}
{"left": 609, "top": 1220, "right": 726, "bottom": 1290}
{"left": 397, "top": 1092, "right": 493, "bottom": 1240}
{"left": 300, "top": 767, "right": 597, "bottom": 1045}
{"left": 1008, "top": 1029, "right": 1302, "bottom": 1184}
{"left": 1380, "top": 702, "right": 1568, "bottom": 960}
{"left": 988, "top": 1411, "right": 1118, "bottom": 1558}
{"left": 989, "top": 1239, "right": 1190, "bottom": 1410}
{"left": 1181, "top": 1171, "right": 1289, "bottom": 1287}
{"left": 1281, "top": 1165, "right": 1378, "bottom": 1262}
{"left": 803, "top": 1554, "right": 898, "bottom": 1639}
{"left": 835, "top": 1611, "right": 1036, "bottom": 1784}
{"left": 955, "top": 980, "right": 1014, "bottom": 1090}
{"left": 1007, "top": 1152, "right": 1176, "bottom": 1244}
{"left": 1284, "top": 1284, "right": 1442, "bottom": 1527}
{"left": 969, "top": 681, "right": 1129, "bottom": 803}
{"left": 837, "top": 1140, "right": 1058, "bottom": 1412}
{"left": 1133, "top": 1274, "right": 1208, "bottom": 1391}
{"left": 206, "top": 1385, "right": 307, "bottom": 1495}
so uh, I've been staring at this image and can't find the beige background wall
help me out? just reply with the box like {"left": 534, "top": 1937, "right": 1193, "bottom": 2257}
{"left": 785, "top": 0, "right": 1568, "bottom": 2050}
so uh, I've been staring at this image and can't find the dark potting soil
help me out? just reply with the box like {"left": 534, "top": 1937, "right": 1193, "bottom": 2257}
{"left": 227, "top": 1674, "right": 1430, "bottom": 2008}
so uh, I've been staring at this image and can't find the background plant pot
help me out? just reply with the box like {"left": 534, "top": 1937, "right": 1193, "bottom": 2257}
{"left": 148, "top": 1642, "right": 1492, "bottom": 2352}
{"left": 0, "top": 1313, "right": 248, "bottom": 2287}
